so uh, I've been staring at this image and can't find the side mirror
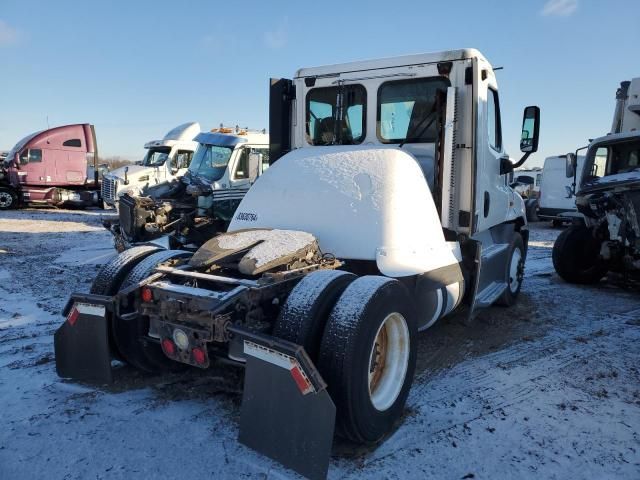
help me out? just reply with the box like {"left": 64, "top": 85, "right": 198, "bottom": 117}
{"left": 248, "top": 153, "right": 262, "bottom": 182}
{"left": 520, "top": 106, "right": 540, "bottom": 153}
{"left": 170, "top": 167, "right": 179, "bottom": 175}
{"left": 565, "top": 152, "right": 577, "bottom": 178}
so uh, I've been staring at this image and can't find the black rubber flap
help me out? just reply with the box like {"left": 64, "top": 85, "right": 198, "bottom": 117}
{"left": 238, "top": 342, "right": 335, "bottom": 480}
{"left": 54, "top": 301, "right": 113, "bottom": 384}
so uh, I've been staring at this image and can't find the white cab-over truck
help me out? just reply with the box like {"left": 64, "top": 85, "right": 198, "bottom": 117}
{"left": 554, "top": 78, "right": 640, "bottom": 283}
{"left": 54, "top": 49, "right": 540, "bottom": 480}
{"left": 101, "top": 122, "right": 200, "bottom": 206}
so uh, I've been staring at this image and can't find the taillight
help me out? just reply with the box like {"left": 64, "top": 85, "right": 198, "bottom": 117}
{"left": 192, "top": 347, "right": 206, "bottom": 365}
{"left": 161, "top": 338, "right": 176, "bottom": 357}
{"left": 140, "top": 286, "right": 153, "bottom": 303}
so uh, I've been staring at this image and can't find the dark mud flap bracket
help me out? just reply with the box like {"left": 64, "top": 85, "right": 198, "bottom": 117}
{"left": 229, "top": 326, "right": 336, "bottom": 480}
{"left": 54, "top": 293, "right": 115, "bottom": 384}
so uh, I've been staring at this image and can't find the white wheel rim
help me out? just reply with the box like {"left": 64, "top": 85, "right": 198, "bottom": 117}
{"left": 368, "top": 312, "right": 410, "bottom": 412}
{"left": 509, "top": 248, "right": 523, "bottom": 292}
{"left": 0, "top": 192, "right": 12, "bottom": 208}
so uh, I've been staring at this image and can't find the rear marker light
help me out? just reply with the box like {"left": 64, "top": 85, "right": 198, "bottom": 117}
{"left": 141, "top": 287, "right": 153, "bottom": 303}
{"left": 67, "top": 308, "right": 80, "bottom": 326}
{"left": 192, "top": 347, "right": 206, "bottom": 365}
{"left": 161, "top": 338, "right": 176, "bottom": 357}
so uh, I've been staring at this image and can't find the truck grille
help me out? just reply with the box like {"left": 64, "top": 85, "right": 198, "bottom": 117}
{"left": 101, "top": 177, "right": 117, "bottom": 202}
{"left": 119, "top": 195, "right": 136, "bottom": 238}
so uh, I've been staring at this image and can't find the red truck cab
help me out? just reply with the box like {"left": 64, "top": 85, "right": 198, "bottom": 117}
{"left": 0, "top": 123, "right": 101, "bottom": 209}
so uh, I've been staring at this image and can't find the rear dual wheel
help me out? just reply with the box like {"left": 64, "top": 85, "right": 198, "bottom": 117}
{"left": 275, "top": 272, "right": 417, "bottom": 443}
{"left": 114, "top": 250, "right": 191, "bottom": 372}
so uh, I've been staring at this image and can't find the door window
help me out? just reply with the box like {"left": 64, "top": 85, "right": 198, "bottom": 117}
{"left": 22, "top": 149, "right": 43, "bottom": 163}
{"left": 173, "top": 151, "right": 193, "bottom": 170}
{"left": 487, "top": 88, "right": 502, "bottom": 151}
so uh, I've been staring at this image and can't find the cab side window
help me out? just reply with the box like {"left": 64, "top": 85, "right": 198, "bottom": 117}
{"left": 234, "top": 148, "right": 250, "bottom": 179}
{"left": 21, "top": 149, "right": 42, "bottom": 163}
{"left": 174, "top": 151, "right": 193, "bottom": 170}
{"left": 487, "top": 88, "right": 502, "bottom": 151}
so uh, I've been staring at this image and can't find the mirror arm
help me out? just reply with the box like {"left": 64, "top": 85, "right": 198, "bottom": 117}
{"left": 511, "top": 152, "right": 532, "bottom": 170}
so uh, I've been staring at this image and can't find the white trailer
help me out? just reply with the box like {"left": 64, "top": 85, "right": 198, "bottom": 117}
{"left": 55, "top": 49, "right": 540, "bottom": 480}
{"left": 101, "top": 122, "right": 200, "bottom": 206}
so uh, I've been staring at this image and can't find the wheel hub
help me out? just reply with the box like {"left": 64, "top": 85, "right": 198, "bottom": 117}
{"left": 0, "top": 191, "right": 13, "bottom": 208}
{"left": 367, "top": 312, "right": 410, "bottom": 412}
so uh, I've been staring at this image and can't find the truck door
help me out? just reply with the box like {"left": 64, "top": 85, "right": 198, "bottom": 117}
{"left": 474, "top": 63, "right": 510, "bottom": 232}
{"left": 19, "top": 148, "right": 47, "bottom": 186}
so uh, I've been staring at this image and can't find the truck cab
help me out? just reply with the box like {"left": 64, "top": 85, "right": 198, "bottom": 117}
{"left": 108, "top": 128, "right": 269, "bottom": 251}
{"left": 101, "top": 122, "right": 200, "bottom": 207}
{"left": 0, "top": 123, "right": 100, "bottom": 209}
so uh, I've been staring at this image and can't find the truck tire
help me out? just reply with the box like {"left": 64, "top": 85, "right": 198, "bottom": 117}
{"left": 90, "top": 245, "right": 161, "bottom": 296}
{"left": 317, "top": 276, "right": 417, "bottom": 443}
{"left": 114, "top": 250, "right": 192, "bottom": 372}
{"left": 0, "top": 187, "right": 17, "bottom": 210}
{"left": 552, "top": 225, "right": 607, "bottom": 284}
{"left": 525, "top": 199, "right": 539, "bottom": 222}
{"left": 273, "top": 270, "right": 356, "bottom": 361}
{"left": 496, "top": 233, "right": 525, "bottom": 306}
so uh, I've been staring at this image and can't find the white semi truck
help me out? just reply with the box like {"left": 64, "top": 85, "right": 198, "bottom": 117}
{"left": 108, "top": 128, "right": 269, "bottom": 251}
{"left": 54, "top": 49, "right": 540, "bottom": 480}
{"left": 553, "top": 78, "right": 640, "bottom": 283}
{"left": 101, "top": 122, "right": 200, "bottom": 206}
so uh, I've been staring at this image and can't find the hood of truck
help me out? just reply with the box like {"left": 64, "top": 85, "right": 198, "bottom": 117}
{"left": 579, "top": 170, "right": 640, "bottom": 195}
{"left": 228, "top": 146, "right": 459, "bottom": 277}
{"left": 103, "top": 164, "right": 159, "bottom": 183}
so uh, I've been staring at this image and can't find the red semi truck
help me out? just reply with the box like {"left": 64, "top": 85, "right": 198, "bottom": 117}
{"left": 0, "top": 123, "right": 102, "bottom": 209}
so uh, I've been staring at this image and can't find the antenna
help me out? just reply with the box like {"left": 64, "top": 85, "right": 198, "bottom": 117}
{"left": 46, "top": 115, "right": 50, "bottom": 128}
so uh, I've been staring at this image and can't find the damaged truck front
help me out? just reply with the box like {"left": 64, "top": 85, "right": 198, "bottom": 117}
{"left": 107, "top": 130, "right": 269, "bottom": 251}
{"left": 553, "top": 78, "right": 640, "bottom": 283}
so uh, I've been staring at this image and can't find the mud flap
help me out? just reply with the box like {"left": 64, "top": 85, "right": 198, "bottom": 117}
{"left": 229, "top": 326, "right": 336, "bottom": 480}
{"left": 54, "top": 294, "right": 115, "bottom": 384}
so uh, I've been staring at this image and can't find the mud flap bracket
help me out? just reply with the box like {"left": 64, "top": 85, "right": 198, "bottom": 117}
{"left": 54, "top": 294, "right": 115, "bottom": 384}
{"left": 229, "top": 326, "right": 336, "bottom": 480}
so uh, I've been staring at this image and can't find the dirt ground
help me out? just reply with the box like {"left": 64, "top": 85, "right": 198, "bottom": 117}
{"left": 1, "top": 209, "right": 639, "bottom": 479}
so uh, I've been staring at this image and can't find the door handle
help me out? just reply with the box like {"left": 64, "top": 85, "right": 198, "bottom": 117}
{"left": 484, "top": 191, "right": 490, "bottom": 217}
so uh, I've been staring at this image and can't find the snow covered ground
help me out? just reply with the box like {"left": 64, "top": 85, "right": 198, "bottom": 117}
{"left": 1, "top": 209, "right": 639, "bottom": 479}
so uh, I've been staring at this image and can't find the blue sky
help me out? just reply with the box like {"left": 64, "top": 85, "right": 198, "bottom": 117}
{"left": 0, "top": 0, "right": 638, "bottom": 167}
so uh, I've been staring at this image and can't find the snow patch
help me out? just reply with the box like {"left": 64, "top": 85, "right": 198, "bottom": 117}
{"left": 218, "top": 229, "right": 316, "bottom": 269}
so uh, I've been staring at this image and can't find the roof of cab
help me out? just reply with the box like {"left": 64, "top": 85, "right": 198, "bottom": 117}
{"left": 295, "top": 48, "right": 488, "bottom": 78}
{"left": 195, "top": 132, "right": 269, "bottom": 148}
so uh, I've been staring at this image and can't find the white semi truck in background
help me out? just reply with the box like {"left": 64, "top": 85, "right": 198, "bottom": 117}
{"left": 101, "top": 122, "right": 200, "bottom": 206}
{"left": 553, "top": 78, "right": 640, "bottom": 283}
{"left": 107, "top": 128, "right": 269, "bottom": 251}
{"left": 54, "top": 49, "right": 540, "bottom": 480}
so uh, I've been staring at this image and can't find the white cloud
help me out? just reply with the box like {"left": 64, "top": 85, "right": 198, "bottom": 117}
{"left": 264, "top": 18, "right": 288, "bottom": 49}
{"left": 0, "top": 19, "right": 19, "bottom": 46}
{"left": 541, "top": 0, "right": 578, "bottom": 16}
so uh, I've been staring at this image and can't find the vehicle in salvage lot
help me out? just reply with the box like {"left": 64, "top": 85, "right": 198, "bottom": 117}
{"left": 553, "top": 78, "right": 640, "bottom": 284}
{"left": 54, "top": 49, "right": 540, "bottom": 479}
{"left": 105, "top": 128, "right": 269, "bottom": 252}
{"left": 0, "top": 123, "right": 102, "bottom": 209}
